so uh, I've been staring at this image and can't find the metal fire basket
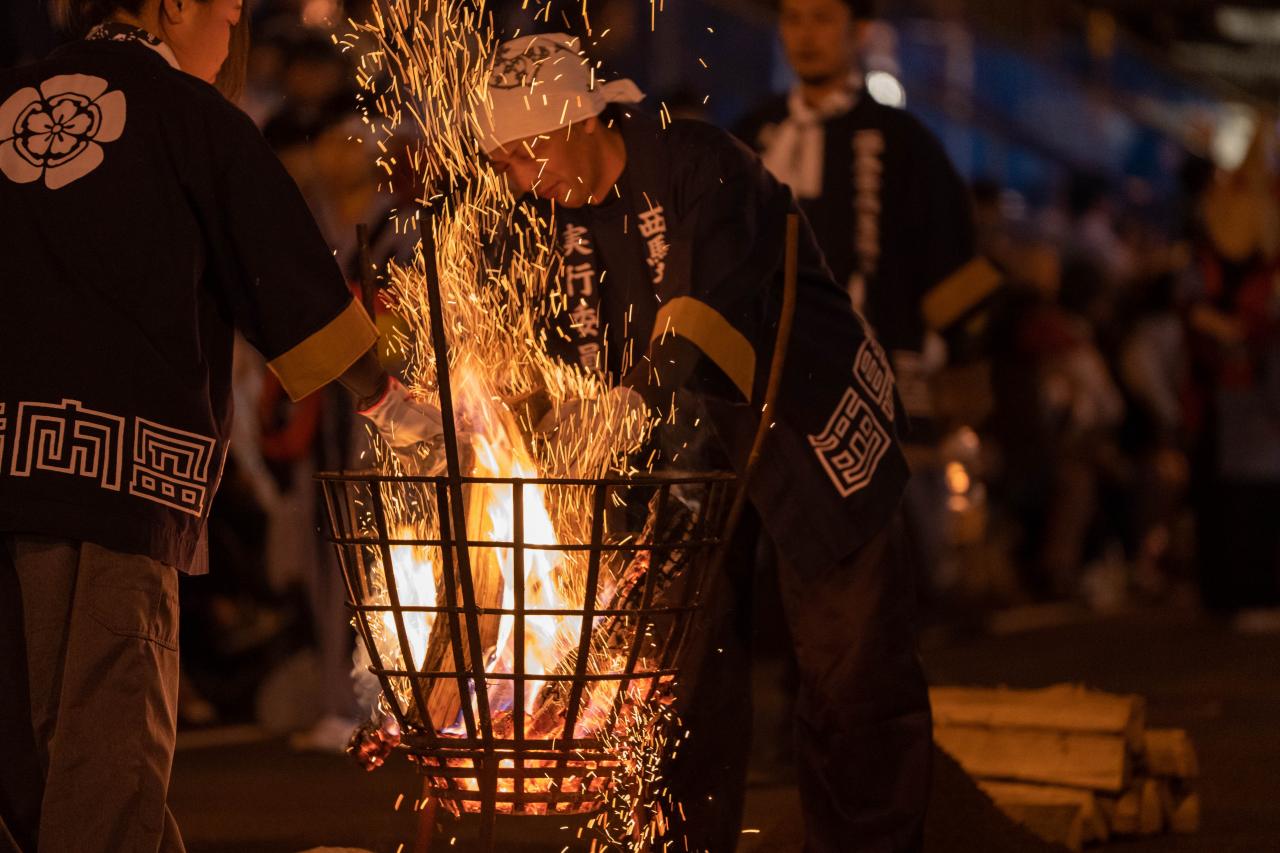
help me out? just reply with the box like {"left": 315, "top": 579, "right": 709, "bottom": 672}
{"left": 318, "top": 211, "right": 798, "bottom": 848}
{"left": 318, "top": 468, "right": 735, "bottom": 831}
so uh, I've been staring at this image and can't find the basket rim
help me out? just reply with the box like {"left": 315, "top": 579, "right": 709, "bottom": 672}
{"left": 315, "top": 468, "right": 736, "bottom": 487}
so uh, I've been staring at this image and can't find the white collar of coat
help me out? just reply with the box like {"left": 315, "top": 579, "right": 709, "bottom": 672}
{"left": 86, "top": 22, "right": 181, "bottom": 71}
{"left": 784, "top": 74, "right": 862, "bottom": 124}
{"left": 759, "top": 75, "right": 862, "bottom": 200}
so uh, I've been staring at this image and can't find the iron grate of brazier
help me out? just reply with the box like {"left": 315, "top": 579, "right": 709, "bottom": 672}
{"left": 318, "top": 469, "right": 735, "bottom": 824}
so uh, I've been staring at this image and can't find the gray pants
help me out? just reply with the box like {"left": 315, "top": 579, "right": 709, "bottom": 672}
{"left": 0, "top": 536, "right": 185, "bottom": 853}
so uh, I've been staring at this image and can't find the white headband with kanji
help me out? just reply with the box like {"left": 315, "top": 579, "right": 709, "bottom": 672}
{"left": 474, "top": 32, "right": 645, "bottom": 154}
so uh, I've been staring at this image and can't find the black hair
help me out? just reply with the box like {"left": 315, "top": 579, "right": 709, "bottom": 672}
{"left": 843, "top": 0, "right": 878, "bottom": 18}
{"left": 52, "top": 0, "right": 146, "bottom": 32}
{"left": 50, "top": 0, "right": 250, "bottom": 101}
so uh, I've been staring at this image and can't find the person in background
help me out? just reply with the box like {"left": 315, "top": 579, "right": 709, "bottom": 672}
{"left": 985, "top": 236, "right": 1125, "bottom": 599}
{"left": 1187, "top": 119, "right": 1280, "bottom": 631}
{"left": 736, "top": 0, "right": 1000, "bottom": 593}
{"left": 1116, "top": 270, "right": 1190, "bottom": 597}
{"left": 0, "top": 2, "right": 441, "bottom": 850}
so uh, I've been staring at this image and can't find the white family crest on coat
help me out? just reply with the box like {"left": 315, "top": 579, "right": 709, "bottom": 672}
{"left": 0, "top": 74, "right": 127, "bottom": 190}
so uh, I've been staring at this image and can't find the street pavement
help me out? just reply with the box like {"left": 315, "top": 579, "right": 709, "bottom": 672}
{"left": 170, "top": 607, "right": 1280, "bottom": 852}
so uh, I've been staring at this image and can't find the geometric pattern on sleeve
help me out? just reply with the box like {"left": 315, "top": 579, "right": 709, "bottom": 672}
{"left": 806, "top": 388, "right": 890, "bottom": 498}
{"left": 853, "top": 337, "right": 895, "bottom": 422}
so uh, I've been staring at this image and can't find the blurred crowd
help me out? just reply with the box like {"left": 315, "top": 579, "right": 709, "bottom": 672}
{"left": 129, "top": 1, "right": 1280, "bottom": 744}
{"left": 957, "top": 126, "right": 1280, "bottom": 630}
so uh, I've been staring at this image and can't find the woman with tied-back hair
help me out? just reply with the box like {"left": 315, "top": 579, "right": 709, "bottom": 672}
{"left": 0, "top": 3, "right": 440, "bottom": 850}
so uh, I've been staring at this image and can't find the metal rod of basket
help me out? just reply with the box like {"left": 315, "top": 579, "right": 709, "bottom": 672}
{"left": 610, "top": 484, "right": 669, "bottom": 717}
{"left": 325, "top": 211, "right": 796, "bottom": 850}
{"left": 320, "top": 480, "right": 414, "bottom": 742}
{"left": 432, "top": 480, "right": 480, "bottom": 742}
{"left": 511, "top": 479, "right": 526, "bottom": 808}
{"left": 418, "top": 207, "right": 499, "bottom": 845}
{"left": 549, "top": 482, "right": 609, "bottom": 798}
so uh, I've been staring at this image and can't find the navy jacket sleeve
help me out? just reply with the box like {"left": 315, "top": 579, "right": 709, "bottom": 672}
{"left": 906, "top": 123, "right": 1000, "bottom": 346}
{"left": 628, "top": 132, "right": 788, "bottom": 406}
{"left": 189, "top": 99, "right": 377, "bottom": 400}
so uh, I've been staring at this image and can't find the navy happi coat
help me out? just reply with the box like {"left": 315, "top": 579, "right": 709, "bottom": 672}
{"left": 546, "top": 112, "right": 909, "bottom": 569}
{"left": 0, "top": 25, "right": 376, "bottom": 572}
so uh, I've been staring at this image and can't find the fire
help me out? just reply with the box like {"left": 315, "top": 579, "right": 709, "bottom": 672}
{"left": 472, "top": 433, "right": 571, "bottom": 717}
{"left": 343, "top": 0, "right": 684, "bottom": 839}
{"left": 367, "top": 362, "right": 634, "bottom": 736}
{"left": 385, "top": 541, "right": 438, "bottom": 671}
{"left": 365, "top": 538, "right": 436, "bottom": 707}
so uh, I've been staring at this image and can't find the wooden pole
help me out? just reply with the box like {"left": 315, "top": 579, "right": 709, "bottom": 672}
{"left": 417, "top": 209, "right": 498, "bottom": 850}
{"left": 717, "top": 212, "right": 800, "bottom": 566}
{"left": 671, "top": 213, "right": 800, "bottom": 727}
{"left": 356, "top": 223, "right": 378, "bottom": 319}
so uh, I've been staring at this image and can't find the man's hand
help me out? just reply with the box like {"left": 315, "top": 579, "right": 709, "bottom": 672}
{"left": 347, "top": 715, "right": 401, "bottom": 771}
{"left": 358, "top": 376, "right": 444, "bottom": 449}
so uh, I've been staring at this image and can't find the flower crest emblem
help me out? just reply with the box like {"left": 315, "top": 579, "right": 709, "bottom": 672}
{"left": 0, "top": 75, "right": 127, "bottom": 190}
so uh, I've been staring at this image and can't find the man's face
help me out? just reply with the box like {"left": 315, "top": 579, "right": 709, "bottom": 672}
{"left": 779, "top": 0, "right": 859, "bottom": 86}
{"left": 486, "top": 121, "right": 599, "bottom": 208}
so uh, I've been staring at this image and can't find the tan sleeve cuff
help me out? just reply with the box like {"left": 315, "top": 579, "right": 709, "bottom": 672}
{"left": 267, "top": 299, "right": 379, "bottom": 401}
{"left": 922, "top": 256, "right": 1002, "bottom": 332}
{"left": 652, "top": 296, "right": 756, "bottom": 400}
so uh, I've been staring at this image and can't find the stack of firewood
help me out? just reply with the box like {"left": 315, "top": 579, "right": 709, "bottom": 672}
{"left": 931, "top": 684, "right": 1200, "bottom": 851}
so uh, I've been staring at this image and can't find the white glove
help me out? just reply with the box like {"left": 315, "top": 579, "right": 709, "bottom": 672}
{"left": 358, "top": 376, "right": 444, "bottom": 449}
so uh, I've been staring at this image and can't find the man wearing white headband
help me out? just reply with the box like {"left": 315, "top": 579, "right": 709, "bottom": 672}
{"left": 479, "top": 32, "right": 931, "bottom": 853}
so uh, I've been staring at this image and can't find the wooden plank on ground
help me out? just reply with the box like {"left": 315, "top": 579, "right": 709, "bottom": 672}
{"left": 1170, "top": 791, "right": 1201, "bottom": 834}
{"left": 979, "top": 781, "right": 1109, "bottom": 843}
{"left": 997, "top": 802, "right": 1084, "bottom": 852}
{"left": 934, "top": 724, "right": 1130, "bottom": 793}
{"left": 1143, "top": 728, "right": 1199, "bottom": 778}
{"left": 1111, "top": 779, "right": 1164, "bottom": 836}
{"left": 1111, "top": 786, "right": 1139, "bottom": 835}
{"left": 1138, "top": 778, "right": 1164, "bottom": 835}
{"left": 930, "top": 684, "right": 1146, "bottom": 750}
